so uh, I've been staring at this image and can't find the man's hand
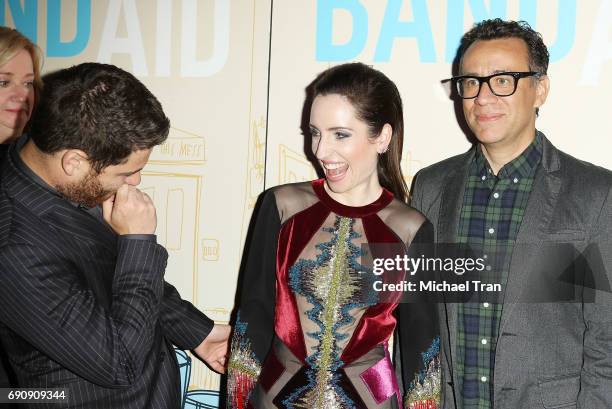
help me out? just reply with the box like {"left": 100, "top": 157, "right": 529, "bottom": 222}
{"left": 193, "top": 324, "right": 231, "bottom": 374}
{"left": 102, "top": 184, "right": 157, "bottom": 235}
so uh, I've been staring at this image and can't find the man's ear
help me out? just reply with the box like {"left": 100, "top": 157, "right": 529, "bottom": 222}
{"left": 534, "top": 74, "right": 550, "bottom": 109}
{"left": 60, "top": 149, "right": 90, "bottom": 177}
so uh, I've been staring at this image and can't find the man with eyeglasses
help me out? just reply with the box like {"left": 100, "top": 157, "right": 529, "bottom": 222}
{"left": 409, "top": 19, "right": 612, "bottom": 409}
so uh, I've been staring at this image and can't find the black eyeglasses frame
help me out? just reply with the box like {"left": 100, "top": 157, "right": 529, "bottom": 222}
{"left": 442, "top": 71, "right": 543, "bottom": 99}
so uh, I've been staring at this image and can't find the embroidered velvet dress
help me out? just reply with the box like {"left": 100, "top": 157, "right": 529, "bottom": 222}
{"left": 228, "top": 180, "right": 440, "bottom": 409}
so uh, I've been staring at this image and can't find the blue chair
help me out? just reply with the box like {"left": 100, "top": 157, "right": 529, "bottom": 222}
{"left": 175, "top": 349, "right": 192, "bottom": 409}
{"left": 184, "top": 390, "right": 219, "bottom": 409}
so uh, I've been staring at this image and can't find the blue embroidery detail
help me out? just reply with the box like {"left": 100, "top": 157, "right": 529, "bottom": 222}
{"left": 419, "top": 336, "right": 440, "bottom": 384}
{"left": 284, "top": 216, "right": 377, "bottom": 408}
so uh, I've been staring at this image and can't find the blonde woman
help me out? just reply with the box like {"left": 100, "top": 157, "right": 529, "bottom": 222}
{"left": 0, "top": 27, "right": 42, "bottom": 146}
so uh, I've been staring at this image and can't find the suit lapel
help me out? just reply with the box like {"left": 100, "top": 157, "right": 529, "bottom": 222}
{"left": 437, "top": 153, "right": 472, "bottom": 244}
{"left": 45, "top": 202, "right": 117, "bottom": 254}
{"left": 437, "top": 149, "right": 473, "bottom": 404}
{"left": 499, "top": 135, "right": 561, "bottom": 334}
{"left": 3, "top": 149, "right": 118, "bottom": 308}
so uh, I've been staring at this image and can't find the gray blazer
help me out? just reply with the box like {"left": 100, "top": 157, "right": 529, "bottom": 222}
{"left": 411, "top": 132, "right": 612, "bottom": 409}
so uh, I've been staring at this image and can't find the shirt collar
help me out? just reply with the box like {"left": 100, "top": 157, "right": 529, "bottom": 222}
{"left": 10, "top": 136, "right": 91, "bottom": 209}
{"left": 10, "top": 135, "right": 63, "bottom": 197}
{"left": 473, "top": 131, "right": 542, "bottom": 180}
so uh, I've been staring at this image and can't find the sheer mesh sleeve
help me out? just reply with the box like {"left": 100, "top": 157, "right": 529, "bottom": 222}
{"left": 377, "top": 198, "right": 427, "bottom": 245}
{"left": 272, "top": 182, "right": 319, "bottom": 224}
{"left": 228, "top": 190, "right": 280, "bottom": 408}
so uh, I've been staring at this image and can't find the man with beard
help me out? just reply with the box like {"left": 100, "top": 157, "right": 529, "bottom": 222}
{"left": 0, "top": 63, "right": 229, "bottom": 408}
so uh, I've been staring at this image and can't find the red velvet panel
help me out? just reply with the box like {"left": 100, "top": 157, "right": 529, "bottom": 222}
{"left": 274, "top": 201, "right": 329, "bottom": 363}
{"left": 341, "top": 214, "right": 406, "bottom": 364}
{"left": 312, "top": 178, "right": 393, "bottom": 218}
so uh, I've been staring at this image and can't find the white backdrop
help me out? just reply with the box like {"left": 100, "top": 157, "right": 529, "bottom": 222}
{"left": 3, "top": 0, "right": 611, "bottom": 392}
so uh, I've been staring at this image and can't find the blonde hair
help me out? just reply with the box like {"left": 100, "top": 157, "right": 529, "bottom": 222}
{"left": 0, "top": 26, "right": 43, "bottom": 98}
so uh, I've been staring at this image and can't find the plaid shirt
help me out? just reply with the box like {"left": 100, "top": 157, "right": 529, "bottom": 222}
{"left": 456, "top": 133, "right": 542, "bottom": 408}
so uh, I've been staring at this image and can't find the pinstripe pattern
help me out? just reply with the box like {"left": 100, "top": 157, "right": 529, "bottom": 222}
{"left": 0, "top": 143, "right": 9, "bottom": 388}
{"left": 0, "top": 145, "right": 213, "bottom": 408}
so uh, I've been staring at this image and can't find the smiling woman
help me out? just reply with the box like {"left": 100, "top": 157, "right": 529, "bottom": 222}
{"left": 228, "top": 63, "right": 441, "bottom": 409}
{"left": 0, "top": 26, "right": 42, "bottom": 145}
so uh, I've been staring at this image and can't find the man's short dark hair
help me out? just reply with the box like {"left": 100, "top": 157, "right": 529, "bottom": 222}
{"left": 29, "top": 63, "right": 170, "bottom": 172}
{"left": 458, "top": 19, "right": 549, "bottom": 75}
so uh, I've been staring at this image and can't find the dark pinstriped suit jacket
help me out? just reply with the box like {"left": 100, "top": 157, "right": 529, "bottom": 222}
{"left": 0, "top": 144, "right": 214, "bottom": 408}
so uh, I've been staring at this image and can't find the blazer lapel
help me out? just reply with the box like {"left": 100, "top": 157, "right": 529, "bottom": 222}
{"left": 45, "top": 202, "right": 117, "bottom": 254}
{"left": 437, "top": 149, "right": 473, "bottom": 405}
{"left": 438, "top": 153, "right": 472, "bottom": 244}
{"left": 499, "top": 134, "right": 561, "bottom": 334}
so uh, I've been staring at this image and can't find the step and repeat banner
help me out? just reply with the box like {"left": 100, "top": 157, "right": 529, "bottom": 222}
{"left": 2, "top": 0, "right": 610, "bottom": 394}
